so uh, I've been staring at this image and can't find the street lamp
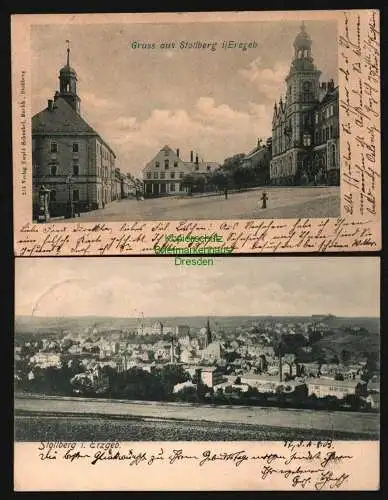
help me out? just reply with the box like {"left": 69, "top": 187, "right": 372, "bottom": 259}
{"left": 65, "top": 173, "right": 74, "bottom": 218}
{"left": 37, "top": 185, "right": 51, "bottom": 223}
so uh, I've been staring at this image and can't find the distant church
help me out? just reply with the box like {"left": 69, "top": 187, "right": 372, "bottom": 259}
{"left": 32, "top": 42, "right": 116, "bottom": 217}
{"left": 270, "top": 22, "right": 339, "bottom": 186}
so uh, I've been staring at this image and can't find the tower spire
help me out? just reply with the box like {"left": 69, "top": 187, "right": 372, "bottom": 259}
{"left": 66, "top": 40, "right": 70, "bottom": 66}
{"left": 300, "top": 21, "right": 306, "bottom": 33}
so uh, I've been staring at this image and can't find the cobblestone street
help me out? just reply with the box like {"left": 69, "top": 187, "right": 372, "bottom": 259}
{"left": 65, "top": 186, "right": 340, "bottom": 222}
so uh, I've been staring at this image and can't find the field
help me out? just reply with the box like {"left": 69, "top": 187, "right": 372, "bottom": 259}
{"left": 15, "top": 395, "right": 379, "bottom": 441}
{"left": 15, "top": 412, "right": 377, "bottom": 442}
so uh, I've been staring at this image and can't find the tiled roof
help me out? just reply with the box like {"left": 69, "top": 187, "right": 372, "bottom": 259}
{"left": 32, "top": 97, "right": 97, "bottom": 135}
{"left": 32, "top": 97, "right": 116, "bottom": 157}
{"left": 319, "top": 86, "right": 339, "bottom": 106}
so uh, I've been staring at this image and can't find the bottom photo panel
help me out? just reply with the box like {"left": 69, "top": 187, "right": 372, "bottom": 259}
{"left": 14, "top": 256, "right": 380, "bottom": 491}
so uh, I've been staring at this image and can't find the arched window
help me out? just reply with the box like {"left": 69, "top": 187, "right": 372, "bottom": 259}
{"left": 331, "top": 144, "right": 336, "bottom": 167}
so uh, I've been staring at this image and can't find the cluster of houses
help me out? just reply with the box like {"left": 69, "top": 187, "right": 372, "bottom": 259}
{"left": 15, "top": 316, "right": 379, "bottom": 410}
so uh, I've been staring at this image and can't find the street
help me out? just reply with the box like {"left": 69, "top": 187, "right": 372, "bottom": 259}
{"left": 65, "top": 187, "right": 340, "bottom": 222}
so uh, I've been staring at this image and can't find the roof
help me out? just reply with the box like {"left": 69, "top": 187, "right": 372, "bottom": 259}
{"left": 306, "top": 378, "right": 364, "bottom": 388}
{"left": 32, "top": 97, "right": 116, "bottom": 157}
{"left": 319, "top": 86, "right": 339, "bottom": 106}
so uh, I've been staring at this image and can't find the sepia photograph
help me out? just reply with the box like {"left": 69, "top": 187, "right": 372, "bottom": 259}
{"left": 14, "top": 257, "right": 380, "bottom": 442}
{"left": 30, "top": 19, "right": 340, "bottom": 223}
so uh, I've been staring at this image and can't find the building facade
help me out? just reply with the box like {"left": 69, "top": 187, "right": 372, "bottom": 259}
{"left": 270, "top": 23, "right": 340, "bottom": 186}
{"left": 142, "top": 145, "right": 219, "bottom": 197}
{"left": 32, "top": 45, "right": 117, "bottom": 217}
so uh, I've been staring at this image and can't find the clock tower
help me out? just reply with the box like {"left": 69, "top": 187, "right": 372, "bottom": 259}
{"left": 285, "top": 22, "right": 321, "bottom": 148}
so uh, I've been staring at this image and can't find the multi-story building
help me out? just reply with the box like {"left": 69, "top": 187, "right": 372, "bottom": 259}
{"left": 306, "top": 378, "right": 366, "bottom": 399}
{"left": 29, "top": 352, "right": 62, "bottom": 369}
{"left": 241, "top": 139, "right": 272, "bottom": 185}
{"left": 32, "top": 44, "right": 116, "bottom": 217}
{"left": 270, "top": 22, "right": 339, "bottom": 186}
{"left": 142, "top": 145, "right": 219, "bottom": 197}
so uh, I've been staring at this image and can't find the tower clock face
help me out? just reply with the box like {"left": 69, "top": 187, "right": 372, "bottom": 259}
{"left": 303, "top": 81, "right": 311, "bottom": 91}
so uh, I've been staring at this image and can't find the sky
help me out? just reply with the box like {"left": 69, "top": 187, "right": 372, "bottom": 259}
{"left": 31, "top": 19, "right": 338, "bottom": 176}
{"left": 15, "top": 257, "right": 379, "bottom": 318}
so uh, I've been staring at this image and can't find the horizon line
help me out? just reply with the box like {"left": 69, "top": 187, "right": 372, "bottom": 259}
{"left": 15, "top": 313, "right": 379, "bottom": 319}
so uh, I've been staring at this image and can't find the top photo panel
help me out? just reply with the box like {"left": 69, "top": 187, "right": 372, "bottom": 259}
{"left": 12, "top": 10, "right": 381, "bottom": 256}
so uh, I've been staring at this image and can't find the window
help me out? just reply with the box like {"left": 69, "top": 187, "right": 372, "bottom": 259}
{"left": 174, "top": 161, "right": 178, "bottom": 167}
{"left": 303, "top": 81, "right": 311, "bottom": 92}
{"left": 73, "top": 164, "right": 79, "bottom": 176}
{"left": 155, "top": 161, "right": 160, "bottom": 168}
{"left": 160, "top": 172, "right": 165, "bottom": 179}
{"left": 72, "top": 143, "right": 79, "bottom": 153}
{"left": 179, "top": 183, "right": 184, "bottom": 191}
{"left": 315, "top": 113, "right": 319, "bottom": 125}
{"left": 50, "top": 190, "right": 56, "bottom": 202}
{"left": 146, "top": 172, "right": 151, "bottom": 179}
{"left": 179, "top": 172, "right": 184, "bottom": 178}
{"left": 207, "top": 165, "right": 211, "bottom": 171}
{"left": 330, "top": 104, "right": 334, "bottom": 116}
{"left": 315, "top": 131, "right": 319, "bottom": 144}
{"left": 331, "top": 144, "right": 336, "bottom": 167}
{"left": 170, "top": 172, "right": 175, "bottom": 179}
{"left": 329, "top": 125, "right": 333, "bottom": 139}
{"left": 170, "top": 183, "right": 175, "bottom": 192}
{"left": 164, "top": 159, "right": 169, "bottom": 169}
{"left": 154, "top": 172, "right": 159, "bottom": 179}
{"left": 303, "top": 134, "right": 311, "bottom": 147}
{"left": 164, "top": 149, "right": 169, "bottom": 156}
{"left": 50, "top": 164, "right": 57, "bottom": 176}
{"left": 73, "top": 189, "right": 79, "bottom": 202}
{"left": 326, "top": 107, "right": 330, "bottom": 119}
{"left": 50, "top": 142, "right": 58, "bottom": 153}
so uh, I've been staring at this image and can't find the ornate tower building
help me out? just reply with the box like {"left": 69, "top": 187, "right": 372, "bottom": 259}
{"left": 270, "top": 23, "right": 339, "bottom": 186}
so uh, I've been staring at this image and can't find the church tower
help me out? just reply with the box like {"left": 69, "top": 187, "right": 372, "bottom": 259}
{"left": 56, "top": 40, "right": 81, "bottom": 114}
{"left": 284, "top": 22, "right": 321, "bottom": 148}
{"left": 205, "top": 318, "right": 212, "bottom": 348}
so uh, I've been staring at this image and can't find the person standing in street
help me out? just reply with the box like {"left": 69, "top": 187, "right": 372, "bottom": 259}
{"left": 261, "top": 191, "right": 268, "bottom": 209}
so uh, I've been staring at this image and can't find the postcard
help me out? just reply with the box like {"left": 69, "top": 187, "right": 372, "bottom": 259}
{"left": 12, "top": 10, "right": 380, "bottom": 256}
{"left": 14, "top": 256, "right": 380, "bottom": 490}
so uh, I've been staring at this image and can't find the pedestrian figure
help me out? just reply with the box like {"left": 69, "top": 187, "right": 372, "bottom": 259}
{"left": 102, "top": 200, "right": 105, "bottom": 209}
{"left": 261, "top": 191, "right": 268, "bottom": 209}
{"left": 224, "top": 187, "right": 228, "bottom": 200}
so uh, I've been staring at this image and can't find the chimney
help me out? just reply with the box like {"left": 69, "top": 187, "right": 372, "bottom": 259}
{"left": 48, "top": 99, "right": 53, "bottom": 111}
{"left": 190, "top": 150, "right": 194, "bottom": 163}
{"left": 195, "top": 153, "right": 199, "bottom": 165}
{"left": 176, "top": 148, "right": 180, "bottom": 158}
